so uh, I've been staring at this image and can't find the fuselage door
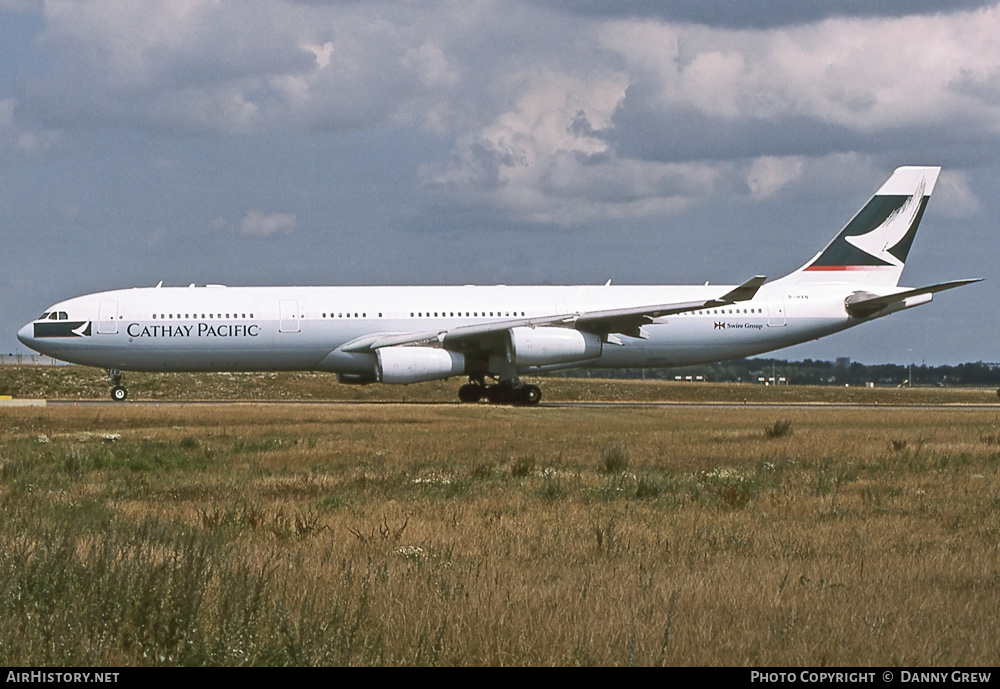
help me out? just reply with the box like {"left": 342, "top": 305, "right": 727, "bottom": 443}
{"left": 279, "top": 299, "right": 300, "bottom": 333}
{"left": 97, "top": 300, "right": 119, "bottom": 334}
{"left": 766, "top": 295, "right": 786, "bottom": 327}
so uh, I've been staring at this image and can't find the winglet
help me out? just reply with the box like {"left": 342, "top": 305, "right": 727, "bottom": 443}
{"left": 716, "top": 275, "right": 767, "bottom": 304}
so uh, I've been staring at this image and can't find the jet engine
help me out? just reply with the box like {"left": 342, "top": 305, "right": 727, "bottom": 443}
{"left": 507, "top": 327, "right": 602, "bottom": 366}
{"left": 377, "top": 347, "right": 466, "bottom": 384}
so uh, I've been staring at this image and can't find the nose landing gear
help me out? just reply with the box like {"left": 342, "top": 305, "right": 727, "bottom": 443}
{"left": 108, "top": 369, "right": 128, "bottom": 401}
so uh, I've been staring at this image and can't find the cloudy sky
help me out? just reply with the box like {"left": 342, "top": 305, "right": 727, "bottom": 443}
{"left": 2, "top": 0, "right": 999, "bottom": 365}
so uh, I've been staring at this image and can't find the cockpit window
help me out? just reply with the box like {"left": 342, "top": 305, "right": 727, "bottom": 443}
{"left": 39, "top": 312, "right": 50, "bottom": 320}
{"left": 48, "top": 313, "right": 59, "bottom": 320}
{"left": 58, "top": 312, "right": 68, "bottom": 320}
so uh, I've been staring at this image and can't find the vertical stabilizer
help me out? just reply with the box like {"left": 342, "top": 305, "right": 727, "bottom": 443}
{"left": 778, "top": 166, "right": 940, "bottom": 287}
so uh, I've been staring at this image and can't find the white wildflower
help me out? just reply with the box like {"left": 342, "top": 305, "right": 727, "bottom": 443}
{"left": 396, "top": 545, "right": 426, "bottom": 560}
{"left": 412, "top": 474, "right": 452, "bottom": 485}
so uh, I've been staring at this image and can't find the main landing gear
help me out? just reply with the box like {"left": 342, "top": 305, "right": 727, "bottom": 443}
{"left": 458, "top": 376, "right": 542, "bottom": 406}
{"left": 108, "top": 369, "right": 128, "bottom": 401}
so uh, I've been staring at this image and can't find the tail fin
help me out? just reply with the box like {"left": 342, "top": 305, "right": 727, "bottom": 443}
{"left": 779, "top": 166, "right": 940, "bottom": 287}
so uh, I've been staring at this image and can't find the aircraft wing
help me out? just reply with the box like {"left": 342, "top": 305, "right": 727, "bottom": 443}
{"left": 339, "top": 275, "right": 767, "bottom": 353}
{"left": 573, "top": 275, "right": 767, "bottom": 337}
{"left": 845, "top": 278, "right": 982, "bottom": 318}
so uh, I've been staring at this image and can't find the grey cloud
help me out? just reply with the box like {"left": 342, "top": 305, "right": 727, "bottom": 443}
{"left": 20, "top": 2, "right": 442, "bottom": 134}
{"left": 951, "top": 67, "right": 1000, "bottom": 105}
{"left": 536, "top": 0, "right": 998, "bottom": 28}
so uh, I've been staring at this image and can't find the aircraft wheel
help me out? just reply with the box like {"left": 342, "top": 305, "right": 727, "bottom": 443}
{"left": 111, "top": 386, "right": 128, "bottom": 402}
{"left": 518, "top": 384, "right": 542, "bottom": 406}
{"left": 458, "top": 383, "right": 483, "bottom": 403}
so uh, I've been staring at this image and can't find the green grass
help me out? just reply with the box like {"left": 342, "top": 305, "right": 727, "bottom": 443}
{"left": 3, "top": 364, "right": 1000, "bottom": 405}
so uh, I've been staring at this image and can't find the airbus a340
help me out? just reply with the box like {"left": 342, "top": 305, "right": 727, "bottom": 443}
{"left": 18, "top": 166, "right": 979, "bottom": 405}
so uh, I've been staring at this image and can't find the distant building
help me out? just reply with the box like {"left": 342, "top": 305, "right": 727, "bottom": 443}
{"left": 1, "top": 354, "right": 66, "bottom": 366}
{"left": 836, "top": 357, "right": 851, "bottom": 369}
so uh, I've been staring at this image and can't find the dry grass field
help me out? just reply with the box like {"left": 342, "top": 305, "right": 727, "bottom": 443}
{"left": 1, "top": 368, "right": 999, "bottom": 665}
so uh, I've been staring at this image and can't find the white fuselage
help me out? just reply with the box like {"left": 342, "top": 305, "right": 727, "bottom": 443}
{"left": 17, "top": 281, "right": 871, "bottom": 375}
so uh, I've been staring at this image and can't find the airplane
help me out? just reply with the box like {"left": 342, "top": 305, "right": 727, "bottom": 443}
{"left": 17, "top": 165, "right": 980, "bottom": 405}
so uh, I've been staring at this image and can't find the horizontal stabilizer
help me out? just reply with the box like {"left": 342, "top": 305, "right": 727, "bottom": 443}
{"left": 845, "top": 278, "right": 982, "bottom": 318}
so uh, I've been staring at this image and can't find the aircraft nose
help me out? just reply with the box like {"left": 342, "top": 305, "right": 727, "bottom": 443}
{"left": 17, "top": 321, "right": 36, "bottom": 350}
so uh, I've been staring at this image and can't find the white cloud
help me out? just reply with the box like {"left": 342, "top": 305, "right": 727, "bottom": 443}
{"left": 428, "top": 6, "right": 1000, "bottom": 222}
{"left": 30, "top": 0, "right": 467, "bottom": 134}
{"left": 27, "top": 3, "right": 1000, "bottom": 136}
{"left": 603, "top": 9, "right": 1000, "bottom": 132}
{"left": 747, "top": 157, "right": 804, "bottom": 199}
{"left": 304, "top": 41, "right": 334, "bottom": 69}
{"left": 18, "top": 2, "right": 1000, "bottom": 225}
{"left": 932, "top": 170, "right": 982, "bottom": 219}
{"left": 239, "top": 211, "right": 297, "bottom": 238}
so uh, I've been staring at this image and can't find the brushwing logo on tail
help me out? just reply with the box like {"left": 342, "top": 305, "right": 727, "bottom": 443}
{"left": 843, "top": 175, "right": 926, "bottom": 267}
{"left": 805, "top": 171, "right": 931, "bottom": 271}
